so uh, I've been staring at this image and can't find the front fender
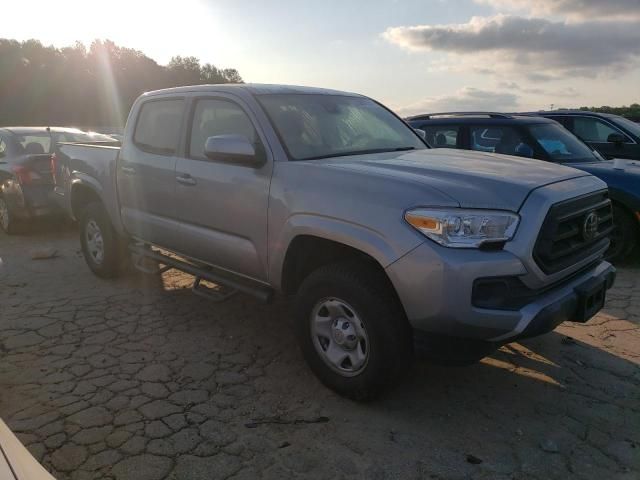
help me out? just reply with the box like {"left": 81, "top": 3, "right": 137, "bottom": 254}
{"left": 71, "top": 174, "right": 104, "bottom": 198}
{"left": 609, "top": 187, "right": 640, "bottom": 215}
{"left": 268, "top": 213, "right": 422, "bottom": 289}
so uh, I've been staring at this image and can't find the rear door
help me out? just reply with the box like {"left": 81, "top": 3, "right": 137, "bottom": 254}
{"left": 173, "top": 93, "right": 273, "bottom": 281}
{"left": 117, "top": 96, "right": 186, "bottom": 250}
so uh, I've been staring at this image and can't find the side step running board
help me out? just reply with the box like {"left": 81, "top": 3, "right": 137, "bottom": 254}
{"left": 192, "top": 277, "right": 237, "bottom": 303}
{"left": 129, "top": 244, "right": 274, "bottom": 303}
{"left": 133, "top": 253, "right": 173, "bottom": 275}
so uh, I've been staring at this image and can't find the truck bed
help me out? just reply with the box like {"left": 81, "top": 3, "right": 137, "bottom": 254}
{"left": 54, "top": 142, "right": 121, "bottom": 219}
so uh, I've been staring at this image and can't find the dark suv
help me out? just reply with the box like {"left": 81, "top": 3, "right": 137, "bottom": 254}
{"left": 529, "top": 110, "right": 640, "bottom": 161}
{"left": 407, "top": 112, "right": 640, "bottom": 260}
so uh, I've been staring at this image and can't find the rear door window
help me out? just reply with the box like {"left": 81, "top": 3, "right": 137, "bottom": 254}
{"left": 134, "top": 99, "right": 185, "bottom": 155}
{"left": 421, "top": 126, "right": 459, "bottom": 148}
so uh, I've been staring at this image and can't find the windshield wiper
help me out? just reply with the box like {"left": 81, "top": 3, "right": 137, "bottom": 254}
{"left": 300, "top": 147, "right": 416, "bottom": 161}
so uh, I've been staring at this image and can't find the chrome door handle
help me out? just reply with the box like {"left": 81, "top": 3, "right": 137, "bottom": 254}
{"left": 176, "top": 174, "right": 197, "bottom": 186}
{"left": 121, "top": 166, "right": 136, "bottom": 175}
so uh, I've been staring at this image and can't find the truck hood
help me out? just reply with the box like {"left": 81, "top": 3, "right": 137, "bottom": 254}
{"left": 317, "top": 148, "right": 590, "bottom": 211}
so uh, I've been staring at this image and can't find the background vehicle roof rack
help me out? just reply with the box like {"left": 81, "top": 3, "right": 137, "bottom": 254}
{"left": 408, "top": 112, "right": 514, "bottom": 120}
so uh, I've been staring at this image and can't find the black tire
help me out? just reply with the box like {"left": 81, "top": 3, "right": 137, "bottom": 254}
{"left": 79, "top": 202, "right": 126, "bottom": 278}
{"left": 606, "top": 205, "right": 638, "bottom": 261}
{"left": 0, "top": 194, "right": 22, "bottom": 235}
{"left": 294, "top": 260, "right": 413, "bottom": 401}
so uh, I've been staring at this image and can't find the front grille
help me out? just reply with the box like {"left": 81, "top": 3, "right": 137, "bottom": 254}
{"left": 533, "top": 190, "right": 613, "bottom": 274}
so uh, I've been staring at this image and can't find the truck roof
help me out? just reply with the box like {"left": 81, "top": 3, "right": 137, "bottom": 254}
{"left": 142, "top": 83, "right": 364, "bottom": 98}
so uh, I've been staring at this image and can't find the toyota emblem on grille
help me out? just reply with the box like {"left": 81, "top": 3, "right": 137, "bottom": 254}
{"left": 582, "top": 211, "right": 599, "bottom": 241}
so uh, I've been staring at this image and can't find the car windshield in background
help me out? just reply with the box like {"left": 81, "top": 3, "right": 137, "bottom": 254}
{"left": 258, "top": 94, "right": 426, "bottom": 160}
{"left": 528, "top": 124, "right": 600, "bottom": 163}
{"left": 615, "top": 116, "right": 640, "bottom": 138}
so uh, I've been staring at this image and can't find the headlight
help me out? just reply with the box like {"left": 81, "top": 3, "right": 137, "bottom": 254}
{"left": 404, "top": 208, "right": 520, "bottom": 248}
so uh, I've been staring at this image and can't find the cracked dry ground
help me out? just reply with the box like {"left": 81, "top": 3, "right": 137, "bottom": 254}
{"left": 0, "top": 226, "right": 639, "bottom": 480}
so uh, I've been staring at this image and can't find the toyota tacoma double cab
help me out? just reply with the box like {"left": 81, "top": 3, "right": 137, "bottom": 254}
{"left": 56, "top": 84, "right": 616, "bottom": 399}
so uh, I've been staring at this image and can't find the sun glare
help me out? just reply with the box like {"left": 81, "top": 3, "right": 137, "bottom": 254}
{"left": 2, "top": 0, "right": 223, "bottom": 65}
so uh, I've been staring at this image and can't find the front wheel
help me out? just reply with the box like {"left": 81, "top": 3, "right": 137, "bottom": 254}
{"left": 294, "top": 261, "right": 413, "bottom": 401}
{"left": 607, "top": 206, "right": 638, "bottom": 261}
{"left": 80, "top": 202, "right": 125, "bottom": 278}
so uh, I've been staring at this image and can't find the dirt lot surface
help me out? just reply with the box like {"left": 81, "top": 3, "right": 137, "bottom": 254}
{"left": 0, "top": 225, "right": 639, "bottom": 480}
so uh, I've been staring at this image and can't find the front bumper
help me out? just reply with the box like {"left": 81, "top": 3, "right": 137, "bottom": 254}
{"left": 385, "top": 241, "right": 615, "bottom": 343}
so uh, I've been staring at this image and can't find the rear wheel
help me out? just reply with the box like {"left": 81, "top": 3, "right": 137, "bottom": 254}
{"left": 606, "top": 205, "right": 638, "bottom": 261}
{"left": 0, "top": 195, "right": 21, "bottom": 235}
{"left": 80, "top": 202, "right": 126, "bottom": 278}
{"left": 294, "top": 261, "right": 412, "bottom": 401}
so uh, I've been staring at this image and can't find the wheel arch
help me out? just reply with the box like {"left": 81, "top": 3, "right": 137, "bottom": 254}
{"left": 611, "top": 198, "right": 640, "bottom": 237}
{"left": 279, "top": 234, "right": 407, "bottom": 319}
{"left": 69, "top": 178, "right": 104, "bottom": 221}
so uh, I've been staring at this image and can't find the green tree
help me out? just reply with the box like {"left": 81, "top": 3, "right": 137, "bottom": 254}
{"left": 0, "top": 38, "right": 244, "bottom": 128}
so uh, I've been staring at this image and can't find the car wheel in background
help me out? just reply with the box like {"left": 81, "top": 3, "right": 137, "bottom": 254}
{"left": 294, "top": 260, "right": 413, "bottom": 401}
{"left": 80, "top": 202, "right": 126, "bottom": 278}
{"left": 607, "top": 205, "right": 638, "bottom": 261}
{"left": 0, "top": 195, "right": 21, "bottom": 235}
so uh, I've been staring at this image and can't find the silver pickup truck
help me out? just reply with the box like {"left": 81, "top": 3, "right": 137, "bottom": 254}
{"left": 56, "top": 84, "right": 616, "bottom": 399}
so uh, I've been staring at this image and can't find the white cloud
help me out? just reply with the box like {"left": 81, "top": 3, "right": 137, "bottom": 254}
{"left": 383, "top": 14, "right": 640, "bottom": 79}
{"left": 398, "top": 87, "right": 520, "bottom": 117}
{"left": 474, "top": 0, "right": 640, "bottom": 21}
{"left": 497, "top": 81, "right": 580, "bottom": 97}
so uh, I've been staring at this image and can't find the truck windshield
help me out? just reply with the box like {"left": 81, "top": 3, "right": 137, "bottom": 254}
{"left": 257, "top": 94, "right": 427, "bottom": 160}
{"left": 528, "top": 123, "right": 601, "bottom": 163}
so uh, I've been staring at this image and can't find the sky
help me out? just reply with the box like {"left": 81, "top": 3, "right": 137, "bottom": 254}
{"left": 3, "top": 0, "right": 640, "bottom": 115}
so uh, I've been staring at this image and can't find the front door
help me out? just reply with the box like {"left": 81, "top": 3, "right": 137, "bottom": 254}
{"left": 173, "top": 95, "right": 273, "bottom": 281}
{"left": 569, "top": 116, "right": 636, "bottom": 160}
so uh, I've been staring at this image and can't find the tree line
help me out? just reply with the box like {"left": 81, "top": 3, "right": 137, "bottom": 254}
{"left": 0, "top": 39, "right": 243, "bottom": 129}
{"left": 579, "top": 104, "right": 640, "bottom": 121}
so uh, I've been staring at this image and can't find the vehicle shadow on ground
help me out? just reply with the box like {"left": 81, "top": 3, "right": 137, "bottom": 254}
{"left": 10, "top": 217, "right": 76, "bottom": 236}
{"left": 134, "top": 276, "right": 638, "bottom": 423}
{"left": 125, "top": 268, "right": 638, "bottom": 411}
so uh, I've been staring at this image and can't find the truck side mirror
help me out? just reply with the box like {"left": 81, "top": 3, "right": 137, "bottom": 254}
{"left": 204, "top": 135, "right": 265, "bottom": 167}
{"left": 607, "top": 133, "right": 626, "bottom": 147}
